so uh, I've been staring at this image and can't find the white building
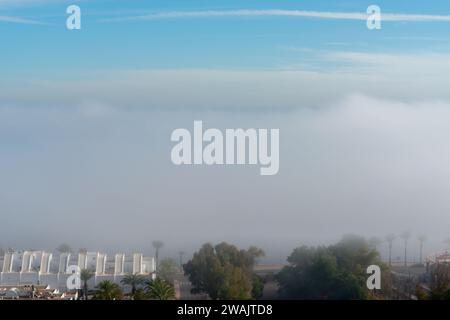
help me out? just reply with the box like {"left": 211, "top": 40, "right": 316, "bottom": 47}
{"left": 0, "top": 250, "right": 155, "bottom": 290}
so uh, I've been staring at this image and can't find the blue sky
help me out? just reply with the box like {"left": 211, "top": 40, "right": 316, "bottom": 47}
{"left": 1, "top": 0, "right": 450, "bottom": 76}
{"left": 2, "top": 1, "right": 450, "bottom": 254}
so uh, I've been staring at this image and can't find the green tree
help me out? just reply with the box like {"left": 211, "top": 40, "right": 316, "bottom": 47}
{"left": 331, "top": 234, "right": 380, "bottom": 275}
{"left": 184, "top": 242, "right": 265, "bottom": 300}
{"left": 133, "top": 288, "right": 148, "bottom": 300}
{"left": 146, "top": 277, "right": 175, "bottom": 300}
{"left": 94, "top": 280, "right": 123, "bottom": 300}
{"left": 158, "top": 258, "right": 179, "bottom": 283}
{"left": 251, "top": 274, "right": 265, "bottom": 299}
{"left": 80, "top": 269, "right": 94, "bottom": 300}
{"left": 120, "top": 273, "right": 146, "bottom": 298}
{"left": 277, "top": 235, "right": 391, "bottom": 300}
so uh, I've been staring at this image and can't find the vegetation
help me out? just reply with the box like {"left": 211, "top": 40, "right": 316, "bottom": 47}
{"left": 6, "top": 233, "right": 444, "bottom": 301}
{"left": 146, "top": 277, "right": 175, "bottom": 300}
{"left": 93, "top": 280, "right": 123, "bottom": 300}
{"left": 276, "top": 235, "right": 391, "bottom": 299}
{"left": 184, "top": 242, "right": 264, "bottom": 300}
{"left": 158, "top": 258, "right": 179, "bottom": 284}
{"left": 132, "top": 288, "right": 148, "bottom": 300}
{"left": 416, "top": 263, "right": 450, "bottom": 300}
{"left": 251, "top": 274, "right": 265, "bottom": 299}
{"left": 80, "top": 269, "right": 94, "bottom": 300}
{"left": 120, "top": 273, "right": 146, "bottom": 298}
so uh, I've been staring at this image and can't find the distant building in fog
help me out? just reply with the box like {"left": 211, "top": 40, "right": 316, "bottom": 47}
{"left": 0, "top": 250, "right": 155, "bottom": 290}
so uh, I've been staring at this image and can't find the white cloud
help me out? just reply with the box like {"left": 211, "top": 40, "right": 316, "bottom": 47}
{"left": 2, "top": 51, "right": 450, "bottom": 110}
{"left": 0, "top": 15, "right": 43, "bottom": 24}
{"left": 3, "top": 94, "right": 450, "bottom": 248}
{"left": 323, "top": 51, "right": 450, "bottom": 77}
{"left": 0, "top": 0, "right": 63, "bottom": 7}
{"left": 100, "top": 9, "right": 450, "bottom": 23}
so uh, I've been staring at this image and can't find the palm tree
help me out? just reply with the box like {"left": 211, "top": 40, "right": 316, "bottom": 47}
{"left": 385, "top": 234, "right": 396, "bottom": 267}
{"left": 152, "top": 240, "right": 164, "bottom": 271}
{"left": 401, "top": 231, "right": 411, "bottom": 267}
{"left": 146, "top": 277, "right": 175, "bottom": 300}
{"left": 80, "top": 269, "right": 94, "bottom": 300}
{"left": 120, "top": 273, "right": 146, "bottom": 298}
{"left": 418, "top": 235, "right": 427, "bottom": 265}
{"left": 94, "top": 280, "right": 123, "bottom": 300}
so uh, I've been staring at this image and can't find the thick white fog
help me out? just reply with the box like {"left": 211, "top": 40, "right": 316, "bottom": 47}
{"left": 2, "top": 53, "right": 450, "bottom": 262}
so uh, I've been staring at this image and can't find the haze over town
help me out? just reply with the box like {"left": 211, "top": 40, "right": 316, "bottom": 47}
{"left": 1, "top": 0, "right": 450, "bottom": 264}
